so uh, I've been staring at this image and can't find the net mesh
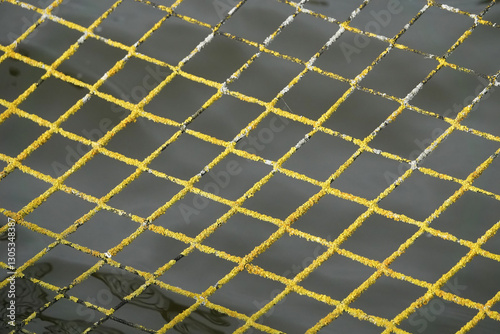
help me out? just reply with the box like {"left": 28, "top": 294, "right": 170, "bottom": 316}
{"left": 0, "top": 0, "right": 499, "bottom": 333}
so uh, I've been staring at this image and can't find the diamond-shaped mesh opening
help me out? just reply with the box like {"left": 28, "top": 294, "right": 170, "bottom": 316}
{"left": 0, "top": 169, "right": 50, "bottom": 212}
{"left": 398, "top": 295, "right": 478, "bottom": 334}
{"left": 105, "top": 117, "right": 179, "bottom": 161}
{"left": 111, "top": 229, "right": 187, "bottom": 273}
{"left": 301, "top": 253, "right": 376, "bottom": 301}
{"left": 66, "top": 210, "right": 138, "bottom": 252}
{"left": 18, "top": 76, "right": 87, "bottom": 122}
{"left": 462, "top": 85, "right": 500, "bottom": 138}
{"left": 63, "top": 153, "right": 137, "bottom": 198}
{"left": 54, "top": 0, "right": 117, "bottom": 28}
{"left": 251, "top": 233, "right": 327, "bottom": 279}
{"left": 389, "top": 234, "right": 470, "bottom": 283}
{"left": 182, "top": 34, "right": 257, "bottom": 83}
{"left": 68, "top": 264, "right": 130, "bottom": 310}
{"left": 196, "top": 153, "right": 272, "bottom": 201}
{"left": 176, "top": 0, "right": 233, "bottom": 26}
{"left": 202, "top": 212, "right": 278, "bottom": 258}
{"left": 176, "top": 304, "right": 244, "bottom": 334}
{"left": 349, "top": 0, "right": 424, "bottom": 39}
{"left": 149, "top": 133, "right": 225, "bottom": 180}
{"left": 24, "top": 189, "right": 94, "bottom": 233}
{"left": 99, "top": 57, "right": 173, "bottom": 103}
{"left": 420, "top": 130, "right": 500, "bottom": 180}
{"left": 323, "top": 88, "right": 401, "bottom": 140}
{"left": 410, "top": 66, "right": 486, "bottom": 117}
{"left": 314, "top": 30, "right": 388, "bottom": 80}
{"left": 259, "top": 291, "right": 334, "bottom": 334}
{"left": 111, "top": 284, "right": 194, "bottom": 331}
{"left": 228, "top": 52, "right": 304, "bottom": 102}
{"left": 362, "top": 48, "right": 439, "bottom": 98}
{"left": 397, "top": 6, "right": 474, "bottom": 55}
{"left": 332, "top": 151, "right": 406, "bottom": 200}
{"left": 0, "top": 57, "right": 45, "bottom": 101}
{"left": 292, "top": 193, "right": 366, "bottom": 240}
{"left": 145, "top": 74, "right": 219, "bottom": 122}
{"left": 58, "top": 36, "right": 128, "bottom": 85}
{"left": 277, "top": 70, "right": 350, "bottom": 120}
{"left": 267, "top": 12, "right": 335, "bottom": 60}
{"left": 97, "top": 0, "right": 167, "bottom": 46}
{"left": 0, "top": 3, "right": 42, "bottom": 45}
{"left": 243, "top": 173, "right": 320, "bottom": 220}
{"left": 220, "top": 0, "right": 295, "bottom": 43}
{"left": 432, "top": 190, "right": 500, "bottom": 242}
{"left": 447, "top": 25, "right": 500, "bottom": 76}
{"left": 282, "top": 131, "right": 358, "bottom": 181}
{"left": 369, "top": 108, "right": 448, "bottom": 158}
{"left": 155, "top": 192, "right": 231, "bottom": 237}
{"left": 159, "top": 250, "right": 235, "bottom": 294}
{"left": 349, "top": 275, "right": 427, "bottom": 320}
{"left": 448, "top": 256, "right": 500, "bottom": 305}
{"left": 23, "top": 133, "right": 92, "bottom": 178}
{"left": 24, "top": 244, "right": 99, "bottom": 287}
{"left": 188, "top": 95, "right": 265, "bottom": 142}
{"left": 379, "top": 170, "right": 461, "bottom": 221}
{"left": 236, "top": 114, "right": 312, "bottom": 161}
{"left": 303, "top": 0, "right": 364, "bottom": 22}
{"left": 341, "top": 213, "right": 419, "bottom": 262}
{"left": 0, "top": 114, "right": 46, "bottom": 157}
{"left": 473, "top": 155, "right": 500, "bottom": 195}
{"left": 138, "top": 15, "right": 211, "bottom": 65}
{"left": 61, "top": 95, "right": 128, "bottom": 140}
{"left": 16, "top": 19, "right": 82, "bottom": 65}
{"left": 209, "top": 270, "right": 286, "bottom": 317}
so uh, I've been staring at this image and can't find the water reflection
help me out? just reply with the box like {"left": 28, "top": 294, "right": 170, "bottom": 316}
{"left": 1, "top": 262, "right": 235, "bottom": 333}
{"left": 94, "top": 270, "right": 234, "bottom": 334}
{"left": 1, "top": 264, "right": 52, "bottom": 333}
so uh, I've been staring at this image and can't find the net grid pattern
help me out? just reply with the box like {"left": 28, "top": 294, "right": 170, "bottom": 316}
{"left": 0, "top": 0, "right": 499, "bottom": 333}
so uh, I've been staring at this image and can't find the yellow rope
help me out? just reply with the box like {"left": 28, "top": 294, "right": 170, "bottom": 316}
{"left": 0, "top": 0, "right": 499, "bottom": 333}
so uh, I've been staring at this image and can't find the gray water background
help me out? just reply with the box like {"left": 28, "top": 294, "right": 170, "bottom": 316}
{"left": 0, "top": 0, "right": 500, "bottom": 333}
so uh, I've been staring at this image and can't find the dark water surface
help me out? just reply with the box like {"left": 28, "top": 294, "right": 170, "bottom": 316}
{"left": 1, "top": 0, "right": 500, "bottom": 333}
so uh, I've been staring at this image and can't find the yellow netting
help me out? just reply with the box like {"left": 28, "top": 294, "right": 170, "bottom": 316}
{"left": 0, "top": 0, "right": 499, "bottom": 333}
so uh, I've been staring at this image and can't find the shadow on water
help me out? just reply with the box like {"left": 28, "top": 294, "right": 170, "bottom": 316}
{"left": 0, "top": 262, "right": 234, "bottom": 333}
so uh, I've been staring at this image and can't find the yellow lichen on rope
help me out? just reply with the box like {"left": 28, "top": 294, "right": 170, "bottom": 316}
{"left": 306, "top": 6, "right": 500, "bottom": 331}
{"left": 0, "top": 0, "right": 499, "bottom": 333}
